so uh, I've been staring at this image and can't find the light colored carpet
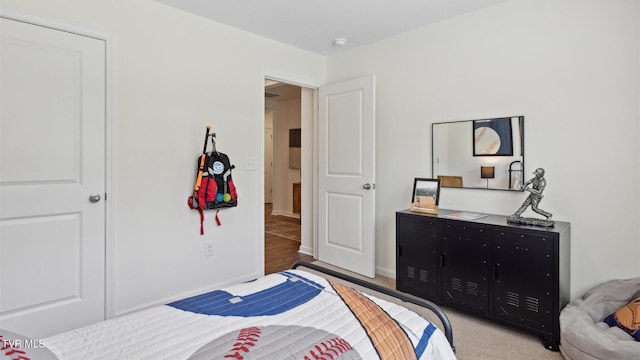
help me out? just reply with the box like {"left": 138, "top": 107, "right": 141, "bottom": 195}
{"left": 265, "top": 218, "right": 301, "bottom": 241}
{"left": 305, "top": 261, "right": 565, "bottom": 360}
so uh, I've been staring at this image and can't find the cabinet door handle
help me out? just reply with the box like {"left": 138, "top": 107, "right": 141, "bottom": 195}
{"left": 493, "top": 264, "right": 499, "bottom": 280}
{"left": 397, "top": 245, "right": 402, "bottom": 258}
{"left": 440, "top": 254, "right": 446, "bottom": 268}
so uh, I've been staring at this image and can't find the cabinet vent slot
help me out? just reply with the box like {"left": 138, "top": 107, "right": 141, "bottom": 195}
{"left": 407, "top": 266, "right": 415, "bottom": 279}
{"left": 419, "top": 270, "right": 429, "bottom": 282}
{"left": 525, "top": 296, "right": 539, "bottom": 313}
{"left": 451, "top": 277, "right": 462, "bottom": 292}
{"left": 506, "top": 291, "right": 520, "bottom": 307}
{"left": 466, "top": 282, "right": 478, "bottom": 296}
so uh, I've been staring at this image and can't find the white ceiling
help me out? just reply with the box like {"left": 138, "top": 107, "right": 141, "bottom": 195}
{"left": 154, "top": 0, "right": 511, "bottom": 56}
{"left": 265, "top": 81, "right": 301, "bottom": 100}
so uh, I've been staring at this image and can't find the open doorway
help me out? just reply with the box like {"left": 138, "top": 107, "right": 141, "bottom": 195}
{"left": 261, "top": 75, "right": 376, "bottom": 278}
{"left": 264, "top": 80, "right": 313, "bottom": 274}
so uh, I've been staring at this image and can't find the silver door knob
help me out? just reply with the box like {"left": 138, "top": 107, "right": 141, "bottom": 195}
{"left": 89, "top": 193, "right": 101, "bottom": 203}
{"left": 362, "top": 183, "right": 372, "bottom": 190}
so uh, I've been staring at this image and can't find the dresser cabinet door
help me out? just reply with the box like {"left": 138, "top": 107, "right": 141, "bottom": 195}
{"left": 440, "top": 222, "right": 490, "bottom": 314}
{"left": 492, "top": 229, "right": 555, "bottom": 334}
{"left": 396, "top": 214, "right": 438, "bottom": 300}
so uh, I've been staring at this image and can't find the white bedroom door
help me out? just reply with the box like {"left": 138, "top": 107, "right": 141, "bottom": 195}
{"left": 317, "top": 75, "right": 376, "bottom": 278}
{"left": 0, "top": 16, "right": 106, "bottom": 338}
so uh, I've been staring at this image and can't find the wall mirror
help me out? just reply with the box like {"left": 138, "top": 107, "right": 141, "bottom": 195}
{"left": 432, "top": 116, "right": 524, "bottom": 191}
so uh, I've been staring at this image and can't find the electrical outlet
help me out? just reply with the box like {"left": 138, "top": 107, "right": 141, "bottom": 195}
{"left": 205, "top": 241, "right": 214, "bottom": 257}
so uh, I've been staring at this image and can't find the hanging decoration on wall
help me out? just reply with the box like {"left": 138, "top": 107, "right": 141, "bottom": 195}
{"left": 187, "top": 125, "right": 238, "bottom": 234}
{"left": 289, "top": 128, "right": 301, "bottom": 169}
{"left": 507, "top": 168, "right": 554, "bottom": 227}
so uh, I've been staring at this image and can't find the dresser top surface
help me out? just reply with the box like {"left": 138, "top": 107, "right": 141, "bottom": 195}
{"left": 397, "top": 208, "right": 570, "bottom": 233}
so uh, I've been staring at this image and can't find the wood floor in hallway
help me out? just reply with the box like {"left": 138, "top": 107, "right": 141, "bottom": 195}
{"left": 265, "top": 204, "right": 313, "bottom": 274}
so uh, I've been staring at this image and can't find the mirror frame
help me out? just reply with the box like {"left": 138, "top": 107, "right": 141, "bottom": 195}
{"left": 432, "top": 116, "right": 525, "bottom": 191}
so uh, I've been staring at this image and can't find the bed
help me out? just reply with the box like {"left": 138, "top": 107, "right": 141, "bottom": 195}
{"left": 2, "top": 262, "right": 455, "bottom": 359}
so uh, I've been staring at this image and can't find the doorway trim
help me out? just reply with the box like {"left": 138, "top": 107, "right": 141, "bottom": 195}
{"left": 259, "top": 70, "right": 320, "bottom": 274}
{"left": 1, "top": 9, "right": 116, "bottom": 319}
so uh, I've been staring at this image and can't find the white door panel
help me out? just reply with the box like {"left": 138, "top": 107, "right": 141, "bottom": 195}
{"left": 0, "top": 16, "right": 106, "bottom": 338}
{"left": 318, "top": 76, "right": 375, "bottom": 278}
{"left": 1, "top": 214, "right": 81, "bottom": 312}
{"left": 326, "top": 91, "right": 363, "bottom": 175}
{"left": 326, "top": 193, "right": 363, "bottom": 251}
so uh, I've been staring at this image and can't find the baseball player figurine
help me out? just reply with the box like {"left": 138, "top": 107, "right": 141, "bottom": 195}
{"left": 508, "top": 168, "right": 554, "bottom": 227}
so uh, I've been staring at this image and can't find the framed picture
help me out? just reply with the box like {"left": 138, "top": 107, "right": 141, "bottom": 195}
{"left": 410, "top": 178, "right": 441, "bottom": 215}
{"left": 473, "top": 117, "right": 513, "bottom": 156}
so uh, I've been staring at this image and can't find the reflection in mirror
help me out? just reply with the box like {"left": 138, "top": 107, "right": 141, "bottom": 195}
{"left": 432, "top": 116, "right": 524, "bottom": 191}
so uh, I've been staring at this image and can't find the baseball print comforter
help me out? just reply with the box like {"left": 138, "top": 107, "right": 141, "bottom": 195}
{"left": 40, "top": 270, "right": 456, "bottom": 359}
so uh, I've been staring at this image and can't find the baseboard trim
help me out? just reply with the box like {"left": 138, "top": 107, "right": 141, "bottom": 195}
{"left": 375, "top": 266, "right": 396, "bottom": 280}
{"left": 270, "top": 210, "right": 300, "bottom": 219}
{"left": 298, "top": 245, "right": 314, "bottom": 256}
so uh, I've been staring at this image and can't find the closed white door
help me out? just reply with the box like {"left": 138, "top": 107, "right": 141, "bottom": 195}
{"left": 317, "top": 76, "right": 376, "bottom": 278}
{"left": 0, "top": 16, "right": 106, "bottom": 338}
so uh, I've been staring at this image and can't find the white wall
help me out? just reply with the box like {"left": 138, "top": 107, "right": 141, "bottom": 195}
{"left": 265, "top": 96, "right": 302, "bottom": 217}
{"left": 2, "top": 0, "right": 325, "bottom": 315}
{"left": 327, "top": 0, "right": 640, "bottom": 299}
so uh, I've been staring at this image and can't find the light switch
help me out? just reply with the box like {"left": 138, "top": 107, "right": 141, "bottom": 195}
{"left": 246, "top": 157, "right": 257, "bottom": 171}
